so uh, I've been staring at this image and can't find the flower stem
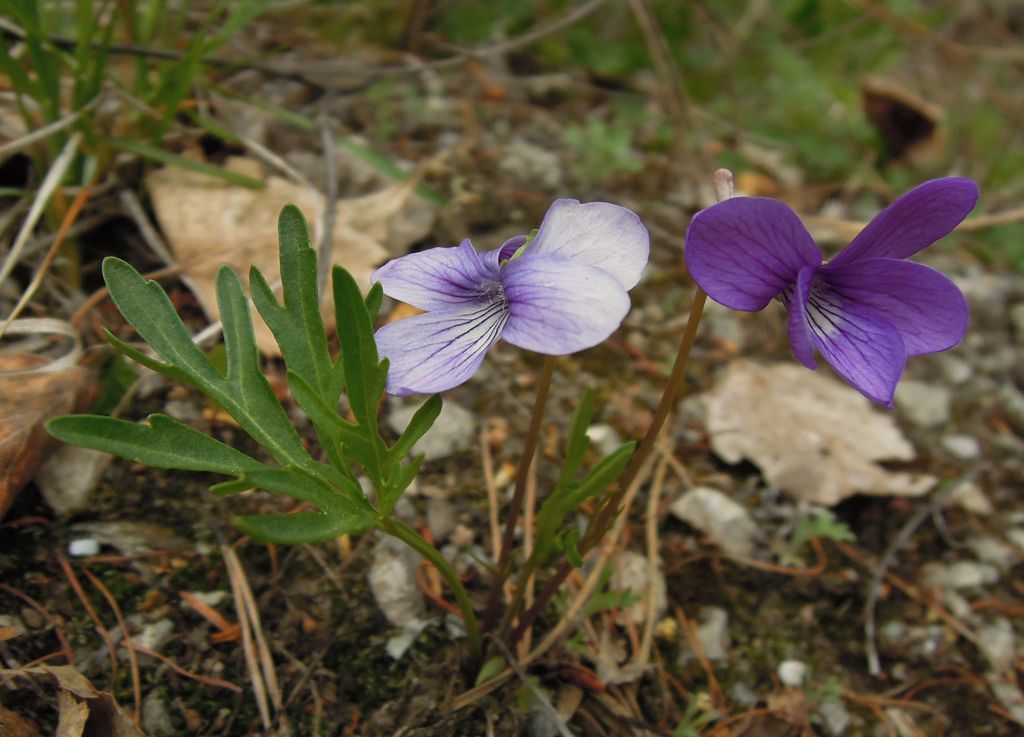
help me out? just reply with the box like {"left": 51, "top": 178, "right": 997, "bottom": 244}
{"left": 379, "top": 516, "right": 482, "bottom": 661}
{"left": 508, "top": 168, "right": 732, "bottom": 645}
{"left": 511, "top": 287, "right": 707, "bottom": 644}
{"left": 480, "top": 355, "right": 557, "bottom": 633}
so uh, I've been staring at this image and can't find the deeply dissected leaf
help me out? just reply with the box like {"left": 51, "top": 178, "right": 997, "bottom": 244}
{"left": 332, "top": 265, "right": 388, "bottom": 479}
{"left": 235, "top": 508, "right": 372, "bottom": 545}
{"left": 251, "top": 205, "right": 343, "bottom": 403}
{"left": 100, "top": 257, "right": 311, "bottom": 471}
{"left": 216, "top": 265, "right": 311, "bottom": 468}
{"left": 45, "top": 414, "right": 263, "bottom": 475}
{"left": 234, "top": 465, "right": 371, "bottom": 517}
{"left": 49, "top": 205, "right": 448, "bottom": 548}
{"left": 101, "top": 257, "right": 222, "bottom": 386}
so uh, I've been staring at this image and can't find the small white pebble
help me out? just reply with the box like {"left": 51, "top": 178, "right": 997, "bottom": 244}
{"left": 940, "top": 433, "right": 981, "bottom": 461}
{"left": 68, "top": 538, "right": 99, "bottom": 557}
{"left": 777, "top": 659, "right": 808, "bottom": 688}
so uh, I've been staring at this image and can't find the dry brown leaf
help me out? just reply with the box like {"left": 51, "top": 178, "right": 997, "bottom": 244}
{"left": 146, "top": 156, "right": 436, "bottom": 354}
{"left": 0, "top": 625, "right": 25, "bottom": 641}
{"left": 54, "top": 689, "right": 89, "bottom": 737}
{"left": 0, "top": 704, "right": 44, "bottom": 737}
{"left": 862, "top": 77, "right": 946, "bottom": 166}
{"left": 0, "top": 353, "right": 90, "bottom": 519}
{"left": 1, "top": 666, "right": 149, "bottom": 737}
{"left": 703, "top": 360, "right": 934, "bottom": 506}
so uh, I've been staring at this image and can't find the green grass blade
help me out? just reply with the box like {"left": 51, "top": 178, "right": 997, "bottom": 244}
{"left": 336, "top": 136, "right": 446, "bottom": 206}
{"left": 104, "top": 137, "right": 266, "bottom": 189}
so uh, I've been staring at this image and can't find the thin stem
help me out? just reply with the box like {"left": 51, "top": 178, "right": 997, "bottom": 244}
{"left": 511, "top": 289, "right": 706, "bottom": 644}
{"left": 583, "top": 288, "right": 706, "bottom": 546}
{"left": 480, "top": 355, "right": 557, "bottom": 633}
{"left": 380, "top": 517, "right": 482, "bottom": 661}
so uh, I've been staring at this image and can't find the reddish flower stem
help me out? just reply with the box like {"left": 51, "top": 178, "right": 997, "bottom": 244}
{"left": 510, "top": 287, "right": 706, "bottom": 644}
{"left": 480, "top": 355, "right": 557, "bottom": 633}
{"left": 508, "top": 169, "right": 733, "bottom": 645}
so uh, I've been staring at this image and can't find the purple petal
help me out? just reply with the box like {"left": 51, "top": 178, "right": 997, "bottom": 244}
{"left": 374, "top": 299, "right": 508, "bottom": 395}
{"left": 829, "top": 178, "right": 979, "bottom": 267}
{"left": 685, "top": 197, "right": 822, "bottom": 311}
{"left": 821, "top": 257, "right": 968, "bottom": 355}
{"left": 498, "top": 254, "right": 630, "bottom": 354}
{"left": 481, "top": 235, "right": 527, "bottom": 273}
{"left": 803, "top": 281, "right": 907, "bottom": 406}
{"left": 786, "top": 265, "right": 818, "bottom": 369}
{"left": 371, "top": 239, "right": 498, "bottom": 311}
{"left": 527, "top": 199, "right": 649, "bottom": 289}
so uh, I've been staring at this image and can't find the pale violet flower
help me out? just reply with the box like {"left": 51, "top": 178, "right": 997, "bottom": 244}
{"left": 684, "top": 178, "right": 978, "bottom": 406}
{"left": 372, "top": 199, "right": 650, "bottom": 395}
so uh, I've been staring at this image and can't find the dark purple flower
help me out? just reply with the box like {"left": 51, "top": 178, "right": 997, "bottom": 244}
{"left": 372, "top": 199, "right": 650, "bottom": 395}
{"left": 685, "top": 178, "right": 978, "bottom": 406}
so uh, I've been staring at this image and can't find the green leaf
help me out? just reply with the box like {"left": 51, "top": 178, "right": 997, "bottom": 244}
{"left": 102, "top": 328, "right": 196, "bottom": 387}
{"left": 569, "top": 442, "right": 635, "bottom": 504}
{"left": 384, "top": 454, "right": 424, "bottom": 511}
{"left": 791, "top": 510, "right": 856, "bottom": 549}
{"left": 286, "top": 372, "right": 362, "bottom": 446}
{"left": 101, "top": 257, "right": 223, "bottom": 386}
{"left": 332, "top": 265, "right": 388, "bottom": 479}
{"left": 225, "top": 465, "right": 374, "bottom": 544}
{"left": 214, "top": 266, "right": 312, "bottom": 468}
{"left": 101, "top": 257, "right": 312, "bottom": 472}
{"left": 534, "top": 442, "right": 636, "bottom": 564}
{"left": 235, "top": 509, "right": 372, "bottom": 545}
{"left": 336, "top": 136, "right": 447, "bottom": 207}
{"left": 203, "top": 0, "right": 273, "bottom": 51}
{"left": 365, "top": 281, "right": 384, "bottom": 321}
{"left": 333, "top": 266, "right": 385, "bottom": 425}
{"left": 559, "top": 529, "right": 584, "bottom": 568}
{"left": 209, "top": 478, "right": 254, "bottom": 496}
{"left": 251, "top": 206, "right": 343, "bottom": 404}
{"left": 554, "top": 389, "right": 594, "bottom": 492}
{"left": 45, "top": 414, "right": 263, "bottom": 474}
{"left": 238, "top": 465, "right": 371, "bottom": 514}
{"left": 0, "top": 26, "right": 41, "bottom": 105}
{"left": 475, "top": 655, "right": 506, "bottom": 686}
{"left": 388, "top": 395, "right": 442, "bottom": 464}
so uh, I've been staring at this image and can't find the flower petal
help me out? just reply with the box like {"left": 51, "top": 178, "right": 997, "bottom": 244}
{"left": 685, "top": 197, "right": 822, "bottom": 311}
{"left": 785, "top": 265, "right": 818, "bottom": 369}
{"left": 481, "top": 235, "right": 526, "bottom": 273}
{"left": 803, "top": 281, "right": 906, "bottom": 406}
{"left": 499, "top": 253, "right": 630, "bottom": 355}
{"left": 527, "top": 199, "right": 649, "bottom": 289}
{"left": 821, "top": 257, "right": 968, "bottom": 355}
{"left": 829, "top": 178, "right": 979, "bottom": 267}
{"left": 371, "top": 239, "right": 498, "bottom": 311}
{"left": 374, "top": 300, "right": 508, "bottom": 395}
